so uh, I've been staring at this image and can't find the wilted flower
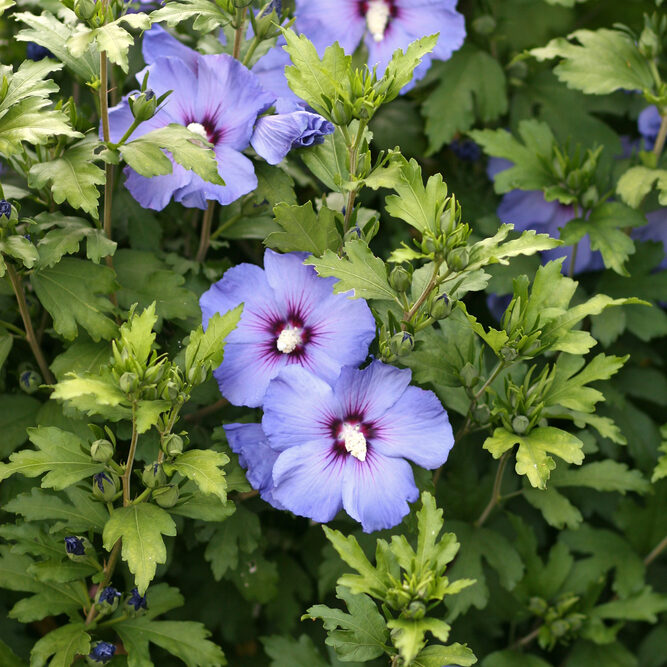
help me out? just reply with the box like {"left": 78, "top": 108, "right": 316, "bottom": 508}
{"left": 26, "top": 43, "right": 52, "bottom": 61}
{"left": 261, "top": 361, "right": 455, "bottom": 532}
{"left": 0, "top": 200, "right": 11, "bottom": 218}
{"left": 98, "top": 586, "right": 121, "bottom": 605}
{"left": 88, "top": 642, "right": 116, "bottom": 664}
{"left": 295, "top": 0, "right": 466, "bottom": 89}
{"left": 488, "top": 158, "right": 603, "bottom": 275}
{"left": 200, "top": 250, "right": 376, "bottom": 407}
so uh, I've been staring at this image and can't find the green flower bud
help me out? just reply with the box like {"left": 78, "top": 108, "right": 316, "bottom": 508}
{"left": 162, "top": 433, "right": 184, "bottom": 457}
{"left": 581, "top": 185, "right": 598, "bottom": 210}
{"left": 65, "top": 535, "right": 91, "bottom": 561}
{"left": 74, "top": 0, "right": 96, "bottom": 20}
{"left": 389, "top": 332, "right": 414, "bottom": 357}
{"left": 142, "top": 462, "right": 167, "bottom": 489}
{"left": 331, "top": 100, "right": 352, "bottom": 126}
{"left": 405, "top": 601, "right": 426, "bottom": 619}
{"left": 500, "top": 346, "right": 519, "bottom": 362}
{"left": 144, "top": 363, "right": 165, "bottom": 385}
{"left": 153, "top": 484, "right": 179, "bottom": 508}
{"left": 161, "top": 380, "right": 180, "bottom": 402}
{"left": 550, "top": 619, "right": 569, "bottom": 638}
{"left": 119, "top": 372, "right": 139, "bottom": 395}
{"left": 528, "top": 597, "right": 548, "bottom": 616}
{"left": 472, "top": 15, "right": 496, "bottom": 35}
{"left": 95, "top": 586, "right": 121, "bottom": 616}
{"left": 90, "top": 439, "right": 114, "bottom": 463}
{"left": 429, "top": 294, "right": 452, "bottom": 320}
{"left": 421, "top": 236, "right": 438, "bottom": 254}
{"left": 459, "top": 363, "right": 479, "bottom": 388}
{"left": 129, "top": 90, "right": 158, "bottom": 123}
{"left": 186, "top": 364, "right": 207, "bottom": 386}
{"left": 472, "top": 403, "right": 491, "bottom": 425}
{"left": 19, "top": 369, "right": 41, "bottom": 394}
{"left": 447, "top": 246, "right": 469, "bottom": 271}
{"left": 512, "top": 415, "right": 530, "bottom": 435}
{"left": 639, "top": 26, "right": 660, "bottom": 59}
{"left": 92, "top": 472, "right": 119, "bottom": 501}
{"left": 389, "top": 266, "right": 411, "bottom": 293}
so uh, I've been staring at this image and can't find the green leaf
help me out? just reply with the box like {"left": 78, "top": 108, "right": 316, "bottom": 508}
{"left": 50, "top": 339, "right": 110, "bottom": 382}
{"left": 306, "top": 239, "right": 398, "bottom": 302}
{"left": 562, "top": 203, "right": 647, "bottom": 275}
{"left": 592, "top": 587, "right": 667, "bottom": 623}
{"left": 616, "top": 166, "right": 667, "bottom": 209}
{"left": 254, "top": 161, "right": 297, "bottom": 207}
{"left": 524, "top": 485, "right": 583, "bottom": 529}
{"left": 31, "top": 257, "right": 117, "bottom": 341}
{"left": 203, "top": 505, "right": 260, "bottom": 580}
{"left": 470, "top": 121, "right": 555, "bottom": 194}
{"left": 439, "top": 521, "right": 525, "bottom": 620}
{"left": 164, "top": 449, "right": 229, "bottom": 502}
{"left": 120, "top": 302, "right": 157, "bottom": 363}
{"left": 103, "top": 503, "right": 177, "bottom": 594}
{"left": 120, "top": 124, "right": 224, "bottom": 185}
{"left": 169, "top": 489, "right": 236, "bottom": 522}
{"left": 0, "top": 332, "right": 12, "bottom": 372}
{"left": 378, "top": 34, "right": 438, "bottom": 102}
{"left": 150, "top": 0, "right": 228, "bottom": 31}
{"left": 413, "top": 644, "right": 477, "bottom": 667}
{"left": 4, "top": 486, "right": 109, "bottom": 532}
{"left": 531, "top": 29, "right": 654, "bottom": 95}
{"left": 484, "top": 426, "right": 584, "bottom": 489}
{"left": 651, "top": 425, "right": 667, "bottom": 483}
{"left": 115, "top": 617, "right": 226, "bottom": 667}
{"left": 30, "top": 623, "right": 90, "bottom": 667}
{"left": 114, "top": 249, "right": 200, "bottom": 325}
{"left": 384, "top": 158, "right": 448, "bottom": 234}
{"left": 29, "top": 138, "right": 105, "bottom": 218}
{"left": 552, "top": 460, "right": 649, "bottom": 494}
{"left": 483, "top": 651, "right": 551, "bottom": 667}
{"left": 387, "top": 617, "right": 451, "bottom": 665}
{"left": 305, "top": 585, "right": 389, "bottom": 662}
{"left": 422, "top": 45, "right": 507, "bottom": 154}
{"left": 262, "top": 635, "right": 329, "bottom": 667}
{"left": 0, "top": 394, "right": 40, "bottom": 459}
{"left": 301, "top": 126, "right": 350, "bottom": 193}
{"left": 0, "top": 235, "right": 39, "bottom": 271}
{"left": 0, "top": 638, "right": 26, "bottom": 667}
{"left": 32, "top": 213, "right": 116, "bottom": 267}
{"left": 0, "top": 426, "right": 103, "bottom": 489}
{"left": 282, "top": 30, "right": 351, "bottom": 118}
{"left": 185, "top": 305, "right": 242, "bottom": 379}
{"left": 67, "top": 15, "right": 151, "bottom": 73}
{"left": 15, "top": 11, "right": 99, "bottom": 81}
{"left": 266, "top": 202, "right": 342, "bottom": 255}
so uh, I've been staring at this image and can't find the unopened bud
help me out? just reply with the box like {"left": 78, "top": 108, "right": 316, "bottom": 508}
{"left": 74, "top": 0, "right": 96, "bottom": 20}
{"left": 92, "top": 472, "right": 119, "bottom": 501}
{"left": 406, "top": 601, "right": 426, "bottom": 619}
{"left": 472, "top": 15, "right": 496, "bottom": 35}
{"left": 639, "top": 26, "right": 660, "bottom": 59}
{"left": 161, "top": 433, "right": 183, "bottom": 457}
{"left": 129, "top": 90, "right": 158, "bottom": 123}
{"left": 429, "top": 294, "right": 452, "bottom": 320}
{"left": 87, "top": 641, "right": 116, "bottom": 665}
{"left": 389, "top": 332, "right": 414, "bottom": 357}
{"left": 90, "top": 439, "right": 114, "bottom": 463}
{"left": 447, "top": 246, "right": 469, "bottom": 271}
{"left": 460, "top": 363, "right": 479, "bottom": 388}
{"left": 126, "top": 587, "right": 148, "bottom": 614}
{"left": 119, "top": 372, "right": 139, "bottom": 395}
{"left": 0, "top": 200, "right": 11, "bottom": 218}
{"left": 65, "top": 535, "right": 91, "bottom": 561}
{"left": 389, "top": 266, "right": 411, "bottom": 293}
{"left": 96, "top": 586, "right": 121, "bottom": 615}
{"left": 500, "top": 346, "right": 519, "bottom": 362}
{"left": 512, "top": 415, "right": 530, "bottom": 435}
{"left": 19, "top": 370, "right": 41, "bottom": 393}
{"left": 142, "top": 462, "right": 167, "bottom": 488}
{"left": 153, "top": 484, "right": 179, "bottom": 508}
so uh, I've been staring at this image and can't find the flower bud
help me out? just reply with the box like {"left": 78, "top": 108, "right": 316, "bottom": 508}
{"left": 459, "top": 363, "right": 479, "bottom": 389}
{"left": 129, "top": 90, "right": 158, "bottom": 123}
{"left": 447, "top": 246, "right": 469, "bottom": 271}
{"left": 331, "top": 100, "right": 352, "bottom": 126}
{"left": 639, "top": 26, "right": 660, "bottom": 59}
{"left": 64, "top": 536, "right": 89, "bottom": 559}
{"left": 142, "top": 462, "right": 167, "bottom": 488}
{"left": 74, "top": 0, "right": 96, "bottom": 20}
{"left": 126, "top": 587, "right": 148, "bottom": 613}
{"left": 472, "top": 403, "right": 491, "bottom": 425}
{"left": 389, "top": 332, "right": 414, "bottom": 357}
{"left": 405, "top": 601, "right": 426, "bottom": 619}
{"left": 144, "top": 363, "right": 165, "bottom": 385}
{"left": 96, "top": 586, "right": 121, "bottom": 615}
{"left": 529, "top": 596, "right": 548, "bottom": 616}
{"left": 580, "top": 185, "right": 598, "bottom": 210}
{"left": 87, "top": 641, "right": 116, "bottom": 665}
{"left": 0, "top": 200, "right": 11, "bottom": 218}
{"left": 512, "top": 415, "right": 530, "bottom": 435}
{"left": 153, "top": 484, "right": 179, "bottom": 508}
{"left": 389, "top": 266, "right": 411, "bottom": 293}
{"left": 161, "top": 434, "right": 184, "bottom": 457}
{"left": 472, "top": 15, "right": 496, "bottom": 35}
{"left": 90, "top": 439, "right": 114, "bottom": 463}
{"left": 161, "top": 380, "right": 180, "bottom": 402}
{"left": 119, "top": 372, "right": 139, "bottom": 395}
{"left": 500, "top": 345, "right": 519, "bottom": 362}
{"left": 186, "top": 364, "right": 207, "bottom": 386}
{"left": 92, "top": 472, "right": 118, "bottom": 501}
{"left": 429, "top": 294, "right": 452, "bottom": 320}
{"left": 19, "top": 370, "right": 41, "bottom": 394}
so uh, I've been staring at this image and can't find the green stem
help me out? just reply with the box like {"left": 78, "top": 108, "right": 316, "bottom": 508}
{"left": 115, "top": 117, "right": 143, "bottom": 148}
{"left": 402, "top": 260, "right": 443, "bottom": 327}
{"left": 568, "top": 202, "right": 580, "bottom": 279}
{"left": 645, "top": 534, "right": 667, "bottom": 566}
{"left": 132, "top": 488, "right": 152, "bottom": 505}
{"left": 241, "top": 36, "right": 260, "bottom": 67}
{"left": 0, "top": 318, "right": 26, "bottom": 337}
{"left": 456, "top": 360, "right": 505, "bottom": 440}
{"left": 511, "top": 624, "right": 541, "bottom": 650}
{"left": 84, "top": 538, "right": 122, "bottom": 626}
{"left": 342, "top": 122, "right": 367, "bottom": 235}
{"left": 195, "top": 200, "right": 216, "bottom": 263}
{"left": 209, "top": 212, "right": 242, "bottom": 241}
{"left": 97, "top": 612, "right": 129, "bottom": 629}
{"left": 474, "top": 452, "right": 510, "bottom": 528}
{"left": 652, "top": 111, "right": 667, "bottom": 160}
{"left": 121, "top": 404, "right": 139, "bottom": 506}
{"left": 6, "top": 264, "right": 55, "bottom": 384}
{"left": 232, "top": 7, "right": 248, "bottom": 60}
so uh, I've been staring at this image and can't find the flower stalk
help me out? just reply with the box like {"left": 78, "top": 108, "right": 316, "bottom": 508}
{"left": 195, "top": 201, "right": 217, "bottom": 263}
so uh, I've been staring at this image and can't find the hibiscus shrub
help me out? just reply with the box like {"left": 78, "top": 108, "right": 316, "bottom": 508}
{"left": 0, "top": 0, "right": 666, "bottom": 665}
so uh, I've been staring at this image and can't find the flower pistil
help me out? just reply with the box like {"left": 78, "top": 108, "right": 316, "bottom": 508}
{"left": 276, "top": 325, "right": 304, "bottom": 354}
{"left": 365, "top": 0, "right": 392, "bottom": 42}
{"left": 339, "top": 422, "right": 367, "bottom": 461}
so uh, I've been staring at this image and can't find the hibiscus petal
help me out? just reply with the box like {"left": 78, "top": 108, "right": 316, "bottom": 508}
{"left": 142, "top": 24, "right": 199, "bottom": 68}
{"left": 272, "top": 440, "right": 346, "bottom": 523}
{"left": 342, "top": 448, "right": 418, "bottom": 532}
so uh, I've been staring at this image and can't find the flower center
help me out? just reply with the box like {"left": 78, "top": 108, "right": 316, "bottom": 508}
{"left": 366, "top": 0, "right": 391, "bottom": 42}
{"left": 186, "top": 122, "right": 208, "bottom": 141}
{"left": 276, "top": 326, "right": 303, "bottom": 354}
{"left": 339, "top": 422, "right": 367, "bottom": 461}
